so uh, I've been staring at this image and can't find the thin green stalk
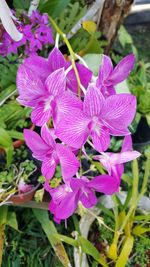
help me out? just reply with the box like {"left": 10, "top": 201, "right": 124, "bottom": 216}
{"left": 49, "top": 16, "right": 81, "bottom": 98}
{"left": 139, "top": 154, "right": 150, "bottom": 197}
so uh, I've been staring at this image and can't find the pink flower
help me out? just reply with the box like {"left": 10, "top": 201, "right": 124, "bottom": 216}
{"left": 94, "top": 135, "right": 141, "bottom": 181}
{"left": 56, "top": 85, "right": 136, "bottom": 152}
{"left": 18, "top": 180, "right": 33, "bottom": 194}
{"left": 96, "top": 54, "right": 135, "bottom": 97}
{"left": 24, "top": 125, "right": 80, "bottom": 183}
{"left": 17, "top": 67, "right": 82, "bottom": 126}
{"left": 44, "top": 175, "right": 119, "bottom": 222}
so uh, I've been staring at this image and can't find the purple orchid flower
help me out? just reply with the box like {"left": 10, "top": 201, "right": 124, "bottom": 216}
{"left": 17, "top": 66, "right": 82, "bottom": 126}
{"left": 24, "top": 125, "right": 80, "bottom": 183}
{"left": 94, "top": 135, "right": 141, "bottom": 181}
{"left": 56, "top": 85, "right": 136, "bottom": 152}
{"left": 44, "top": 175, "right": 119, "bottom": 222}
{"left": 96, "top": 54, "right": 135, "bottom": 97}
{"left": 23, "top": 47, "right": 92, "bottom": 94}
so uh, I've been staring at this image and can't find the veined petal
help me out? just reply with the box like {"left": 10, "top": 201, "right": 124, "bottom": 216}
{"left": 17, "top": 65, "right": 45, "bottom": 106}
{"left": 83, "top": 84, "right": 104, "bottom": 117}
{"left": 54, "top": 192, "right": 77, "bottom": 220}
{"left": 45, "top": 68, "right": 66, "bottom": 96}
{"left": 48, "top": 47, "right": 65, "bottom": 72}
{"left": 24, "top": 55, "right": 51, "bottom": 82}
{"left": 56, "top": 143, "right": 80, "bottom": 183}
{"left": 42, "top": 158, "right": 56, "bottom": 180}
{"left": 31, "top": 105, "right": 52, "bottom": 126}
{"left": 110, "top": 150, "right": 141, "bottom": 165}
{"left": 80, "top": 190, "right": 97, "bottom": 208}
{"left": 101, "top": 94, "right": 136, "bottom": 133}
{"left": 66, "top": 62, "right": 92, "bottom": 94}
{"left": 122, "top": 135, "right": 132, "bottom": 152}
{"left": 56, "top": 108, "right": 90, "bottom": 149}
{"left": 24, "top": 129, "right": 49, "bottom": 160}
{"left": 91, "top": 126, "right": 110, "bottom": 152}
{"left": 109, "top": 54, "right": 135, "bottom": 84}
{"left": 41, "top": 124, "right": 56, "bottom": 148}
{"left": 97, "top": 55, "right": 113, "bottom": 86}
{"left": 54, "top": 91, "right": 83, "bottom": 125}
{"left": 89, "top": 174, "right": 119, "bottom": 195}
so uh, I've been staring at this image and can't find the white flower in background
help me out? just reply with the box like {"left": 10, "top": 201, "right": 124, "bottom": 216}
{"left": 0, "top": 0, "right": 23, "bottom": 41}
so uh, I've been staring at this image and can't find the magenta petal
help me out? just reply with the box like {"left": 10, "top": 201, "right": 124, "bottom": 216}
{"left": 23, "top": 55, "right": 51, "bottom": 82}
{"left": 89, "top": 174, "right": 119, "bottom": 195}
{"left": 110, "top": 151, "right": 141, "bottom": 165}
{"left": 66, "top": 62, "right": 92, "bottom": 94}
{"left": 56, "top": 108, "right": 90, "bottom": 149}
{"left": 54, "top": 91, "right": 83, "bottom": 125}
{"left": 55, "top": 192, "right": 77, "bottom": 220}
{"left": 41, "top": 124, "right": 56, "bottom": 148}
{"left": 24, "top": 129, "right": 49, "bottom": 160}
{"left": 45, "top": 68, "right": 66, "bottom": 96}
{"left": 41, "top": 158, "right": 56, "bottom": 180}
{"left": 102, "top": 94, "right": 136, "bottom": 134}
{"left": 56, "top": 143, "right": 80, "bottom": 183}
{"left": 91, "top": 127, "right": 110, "bottom": 152}
{"left": 109, "top": 54, "right": 135, "bottom": 84}
{"left": 48, "top": 47, "right": 65, "bottom": 72}
{"left": 17, "top": 65, "right": 45, "bottom": 107}
{"left": 80, "top": 190, "right": 97, "bottom": 208}
{"left": 97, "top": 55, "right": 113, "bottom": 86}
{"left": 83, "top": 85, "right": 105, "bottom": 117}
{"left": 31, "top": 105, "right": 52, "bottom": 126}
{"left": 122, "top": 135, "right": 132, "bottom": 152}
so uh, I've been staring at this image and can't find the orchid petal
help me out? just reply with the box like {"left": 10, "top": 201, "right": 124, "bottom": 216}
{"left": 122, "top": 135, "right": 132, "bottom": 152}
{"left": 56, "top": 108, "right": 90, "bottom": 149}
{"left": 31, "top": 105, "right": 52, "bottom": 126}
{"left": 56, "top": 144, "right": 80, "bottom": 183}
{"left": 91, "top": 126, "right": 110, "bottom": 152}
{"left": 102, "top": 94, "right": 136, "bottom": 134}
{"left": 89, "top": 174, "right": 119, "bottom": 195}
{"left": 42, "top": 158, "right": 56, "bottom": 180}
{"left": 80, "top": 190, "right": 97, "bottom": 208}
{"left": 41, "top": 124, "right": 56, "bottom": 148}
{"left": 24, "top": 129, "right": 49, "bottom": 160}
{"left": 83, "top": 85, "right": 104, "bottom": 117}
{"left": 24, "top": 55, "right": 51, "bottom": 82}
{"left": 66, "top": 62, "right": 92, "bottom": 94}
{"left": 45, "top": 68, "right": 66, "bottom": 96}
{"left": 48, "top": 47, "right": 65, "bottom": 72}
{"left": 17, "top": 65, "right": 45, "bottom": 107}
{"left": 109, "top": 54, "right": 135, "bottom": 84}
{"left": 97, "top": 55, "right": 113, "bottom": 86}
{"left": 54, "top": 192, "right": 77, "bottom": 220}
{"left": 110, "top": 151, "right": 141, "bottom": 165}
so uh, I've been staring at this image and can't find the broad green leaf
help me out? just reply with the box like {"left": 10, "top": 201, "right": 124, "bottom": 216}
{"left": 33, "top": 209, "right": 71, "bottom": 267}
{"left": 13, "top": 0, "right": 30, "bottom": 9}
{"left": 7, "top": 130, "right": 24, "bottom": 140}
{"left": 82, "top": 21, "right": 97, "bottom": 35}
{"left": 54, "top": 234, "right": 78, "bottom": 247}
{"left": 6, "top": 212, "right": 18, "bottom": 231}
{"left": 0, "top": 206, "right": 8, "bottom": 226}
{"left": 115, "top": 80, "right": 130, "bottom": 94}
{"left": 115, "top": 236, "right": 134, "bottom": 267}
{"left": 118, "top": 25, "right": 133, "bottom": 48}
{"left": 5, "top": 146, "right": 14, "bottom": 166}
{"left": 0, "top": 84, "right": 16, "bottom": 106}
{"left": 78, "top": 236, "right": 108, "bottom": 267}
{"left": 133, "top": 225, "right": 150, "bottom": 236}
{"left": 39, "top": 0, "right": 70, "bottom": 18}
{"left": 0, "top": 128, "right": 12, "bottom": 148}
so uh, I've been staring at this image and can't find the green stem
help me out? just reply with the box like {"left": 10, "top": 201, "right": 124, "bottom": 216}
{"left": 0, "top": 225, "right": 5, "bottom": 267}
{"left": 49, "top": 16, "right": 81, "bottom": 98}
{"left": 139, "top": 154, "right": 150, "bottom": 197}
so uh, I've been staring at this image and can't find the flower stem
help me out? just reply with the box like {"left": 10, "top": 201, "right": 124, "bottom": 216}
{"left": 49, "top": 16, "right": 81, "bottom": 98}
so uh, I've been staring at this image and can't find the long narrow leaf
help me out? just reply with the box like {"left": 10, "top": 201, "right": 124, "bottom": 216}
{"left": 115, "top": 236, "right": 134, "bottom": 267}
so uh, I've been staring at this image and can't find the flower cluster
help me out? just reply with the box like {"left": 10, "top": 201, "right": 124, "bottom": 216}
{"left": 0, "top": 10, "right": 54, "bottom": 56}
{"left": 17, "top": 47, "right": 140, "bottom": 223}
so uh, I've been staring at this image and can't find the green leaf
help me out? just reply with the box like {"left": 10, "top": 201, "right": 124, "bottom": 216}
{"left": 39, "top": 0, "right": 70, "bottom": 18}
{"left": 146, "top": 113, "right": 150, "bottom": 126}
{"left": 82, "top": 54, "right": 102, "bottom": 76}
{"left": 133, "top": 225, "right": 150, "bottom": 236}
{"left": 13, "top": 0, "right": 30, "bottom": 10}
{"left": 78, "top": 236, "right": 108, "bottom": 267}
{"left": 82, "top": 21, "right": 97, "bottom": 35}
{"left": 0, "top": 206, "right": 8, "bottom": 226}
{"left": 0, "top": 128, "right": 12, "bottom": 148}
{"left": 6, "top": 212, "right": 18, "bottom": 231}
{"left": 0, "top": 84, "right": 16, "bottom": 106}
{"left": 7, "top": 130, "right": 24, "bottom": 140}
{"left": 5, "top": 146, "right": 14, "bottom": 166}
{"left": 115, "top": 236, "right": 134, "bottom": 267}
{"left": 33, "top": 209, "right": 71, "bottom": 267}
{"left": 54, "top": 234, "right": 78, "bottom": 247}
{"left": 115, "top": 80, "right": 130, "bottom": 94}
